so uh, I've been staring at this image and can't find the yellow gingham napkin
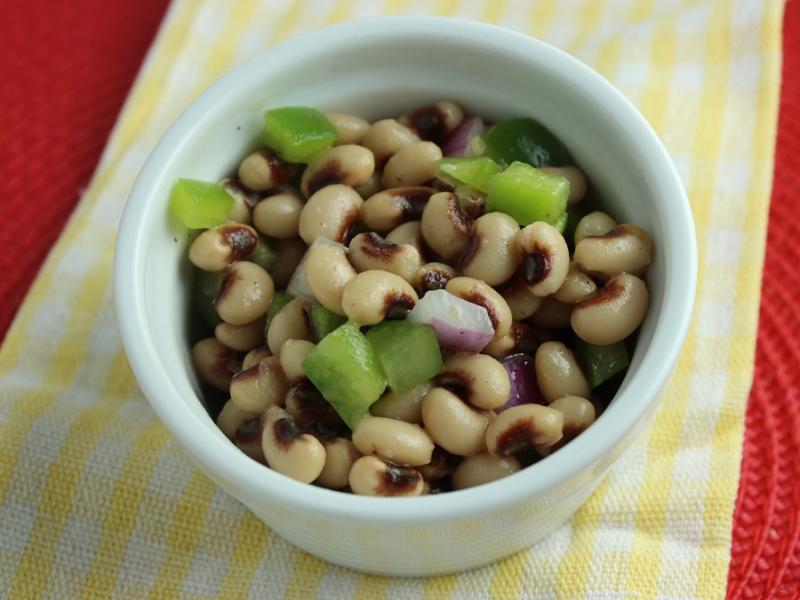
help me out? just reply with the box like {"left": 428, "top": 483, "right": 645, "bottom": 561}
{"left": 0, "top": 1, "right": 783, "bottom": 598}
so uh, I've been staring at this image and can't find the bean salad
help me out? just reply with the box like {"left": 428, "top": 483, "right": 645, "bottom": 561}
{"left": 170, "top": 101, "right": 653, "bottom": 496}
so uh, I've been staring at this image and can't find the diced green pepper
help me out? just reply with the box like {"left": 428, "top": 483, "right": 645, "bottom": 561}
{"left": 483, "top": 118, "right": 570, "bottom": 168}
{"left": 262, "top": 107, "right": 338, "bottom": 163}
{"left": 486, "top": 161, "right": 569, "bottom": 226}
{"left": 366, "top": 321, "right": 443, "bottom": 393}
{"left": 248, "top": 235, "right": 277, "bottom": 273}
{"left": 193, "top": 269, "right": 224, "bottom": 327}
{"left": 310, "top": 305, "right": 347, "bottom": 342}
{"left": 264, "top": 291, "right": 292, "bottom": 336}
{"left": 553, "top": 211, "right": 568, "bottom": 234}
{"left": 574, "top": 338, "right": 630, "bottom": 388}
{"left": 170, "top": 179, "right": 234, "bottom": 229}
{"left": 303, "top": 321, "right": 387, "bottom": 428}
{"left": 437, "top": 157, "right": 501, "bottom": 193}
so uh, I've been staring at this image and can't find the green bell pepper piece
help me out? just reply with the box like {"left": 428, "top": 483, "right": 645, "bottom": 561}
{"left": 575, "top": 338, "right": 630, "bottom": 388}
{"left": 483, "top": 118, "right": 570, "bottom": 168}
{"left": 170, "top": 179, "right": 233, "bottom": 229}
{"left": 485, "top": 161, "right": 569, "bottom": 226}
{"left": 262, "top": 107, "right": 337, "bottom": 163}
{"left": 437, "top": 157, "right": 501, "bottom": 193}
{"left": 366, "top": 321, "right": 443, "bottom": 393}
{"left": 310, "top": 305, "right": 347, "bottom": 342}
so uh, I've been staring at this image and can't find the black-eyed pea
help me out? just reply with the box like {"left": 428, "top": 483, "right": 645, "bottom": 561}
{"left": 439, "top": 353, "right": 510, "bottom": 410}
{"left": 325, "top": 112, "right": 370, "bottom": 145}
{"left": 354, "top": 169, "right": 383, "bottom": 198}
{"left": 341, "top": 270, "right": 418, "bottom": 326}
{"left": 270, "top": 238, "right": 307, "bottom": 289}
{"left": 305, "top": 240, "right": 356, "bottom": 314}
{"left": 420, "top": 192, "right": 473, "bottom": 261}
{"left": 215, "top": 316, "right": 266, "bottom": 352}
{"left": 549, "top": 396, "right": 596, "bottom": 439}
{"left": 278, "top": 339, "right": 315, "bottom": 384}
{"left": 352, "top": 416, "right": 434, "bottom": 466}
{"left": 386, "top": 220, "right": 426, "bottom": 257}
{"left": 188, "top": 223, "right": 259, "bottom": 272}
{"left": 316, "top": 437, "right": 361, "bottom": 489}
{"left": 534, "top": 341, "right": 590, "bottom": 403}
{"left": 574, "top": 211, "right": 617, "bottom": 245}
{"left": 540, "top": 166, "right": 587, "bottom": 204}
{"left": 262, "top": 406, "right": 326, "bottom": 483}
{"left": 298, "top": 184, "right": 363, "bottom": 245}
{"left": 300, "top": 144, "right": 375, "bottom": 197}
{"left": 499, "top": 274, "right": 544, "bottom": 320}
{"left": 360, "top": 187, "right": 435, "bottom": 232}
{"left": 382, "top": 141, "right": 443, "bottom": 188}
{"left": 214, "top": 261, "right": 274, "bottom": 325}
{"left": 553, "top": 262, "right": 598, "bottom": 304}
{"left": 417, "top": 447, "right": 458, "bottom": 482}
{"left": 399, "top": 100, "right": 464, "bottom": 143}
{"left": 527, "top": 297, "right": 573, "bottom": 329}
{"left": 348, "top": 456, "right": 424, "bottom": 497}
{"left": 266, "top": 297, "right": 312, "bottom": 355}
{"left": 219, "top": 177, "right": 258, "bottom": 224}
{"left": 485, "top": 404, "right": 564, "bottom": 456}
{"left": 360, "top": 119, "right": 419, "bottom": 166}
{"left": 230, "top": 356, "right": 288, "bottom": 413}
{"left": 191, "top": 338, "right": 241, "bottom": 392}
{"left": 413, "top": 262, "right": 456, "bottom": 295}
{"left": 516, "top": 222, "right": 569, "bottom": 297}
{"left": 460, "top": 212, "right": 522, "bottom": 287}
{"left": 446, "top": 276, "right": 512, "bottom": 341}
{"left": 571, "top": 273, "right": 649, "bottom": 345}
{"left": 217, "top": 399, "right": 259, "bottom": 439}
{"left": 252, "top": 192, "right": 304, "bottom": 239}
{"left": 421, "top": 387, "right": 492, "bottom": 457}
{"left": 370, "top": 380, "right": 433, "bottom": 424}
{"left": 242, "top": 346, "right": 271, "bottom": 370}
{"left": 284, "top": 382, "right": 347, "bottom": 434}
{"left": 452, "top": 452, "right": 521, "bottom": 490}
{"left": 348, "top": 232, "right": 423, "bottom": 284}
{"left": 573, "top": 224, "right": 653, "bottom": 278}
{"left": 237, "top": 149, "right": 296, "bottom": 191}
{"left": 217, "top": 399, "right": 265, "bottom": 462}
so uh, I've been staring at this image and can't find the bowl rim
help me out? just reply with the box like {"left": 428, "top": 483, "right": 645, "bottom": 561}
{"left": 114, "top": 15, "right": 697, "bottom": 524}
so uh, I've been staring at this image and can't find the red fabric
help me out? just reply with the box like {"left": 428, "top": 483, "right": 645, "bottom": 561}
{"left": 0, "top": 0, "right": 797, "bottom": 593}
{"left": 726, "top": 1, "right": 800, "bottom": 596}
{"left": 0, "top": 0, "right": 169, "bottom": 339}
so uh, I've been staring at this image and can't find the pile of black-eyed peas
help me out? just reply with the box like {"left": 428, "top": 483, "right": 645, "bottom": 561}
{"left": 181, "top": 101, "right": 653, "bottom": 496}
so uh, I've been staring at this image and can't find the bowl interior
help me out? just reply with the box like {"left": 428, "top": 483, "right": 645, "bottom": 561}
{"left": 119, "top": 18, "right": 694, "bottom": 516}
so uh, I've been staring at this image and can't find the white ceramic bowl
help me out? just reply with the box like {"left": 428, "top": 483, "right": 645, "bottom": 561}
{"left": 114, "top": 17, "right": 696, "bottom": 576}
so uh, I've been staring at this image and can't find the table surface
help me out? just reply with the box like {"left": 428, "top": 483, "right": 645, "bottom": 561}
{"left": 1, "top": 1, "right": 797, "bottom": 596}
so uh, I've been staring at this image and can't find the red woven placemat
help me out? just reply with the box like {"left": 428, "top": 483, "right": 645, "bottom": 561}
{"left": 0, "top": 1, "right": 797, "bottom": 594}
{"left": 0, "top": 0, "right": 169, "bottom": 340}
{"left": 726, "top": 1, "right": 800, "bottom": 597}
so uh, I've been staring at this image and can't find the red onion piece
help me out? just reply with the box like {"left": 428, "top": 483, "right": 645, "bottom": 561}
{"left": 407, "top": 289, "right": 494, "bottom": 352}
{"left": 442, "top": 116, "right": 484, "bottom": 157}
{"left": 499, "top": 353, "right": 545, "bottom": 412}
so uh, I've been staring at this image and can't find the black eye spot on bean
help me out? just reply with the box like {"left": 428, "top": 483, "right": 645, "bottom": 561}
{"left": 377, "top": 462, "right": 420, "bottom": 495}
{"left": 405, "top": 106, "right": 448, "bottom": 143}
{"left": 495, "top": 420, "right": 539, "bottom": 456}
{"left": 461, "top": 290, "right": 498, "bottom": 329}
{"left": 361, "top": 233, "right": 402, "bottom": 260}
{"left": 421, "top": 269, "right": 451, "bottom": 292}
{"left": 458, "top": 233, "right": 482, "bottom": 270}
{"left": 306, "top": 159, "right": 344, "bottom": 196}
{"left": 337, "top": 208, "right": 361, "bottom": 244}
{"left": 291, "top": 382, "right": 346, "bottom": 431}
{"left": 221, "top": 225, "right": 258, "bottom": 260}
{"left": 384, "top": 292, "right": 416, "bottom": 319}
{"left": 235, "top": 417, "right": 263, "bottom": 444}
{"left": 577, "top": 278, "right": 624, "bottom": 308}
{"left": 438, "top": 370, "right": 471, "bottom": 401}
{"left": 273, "top": 417, "right": 302, "bottom": 450}
{"left": 446, "top": 194, "right": 473, "bottom": 236}
{"left": 393, "top": 187, "right": 434, "bottom": 218}
{"left": 523, "top": 246, "right": 552, "bottom": 285}
{"left": 214, "top": 267, "right": 240, "bottom": 307}
{"left": 261, "top": 150, "right": 297, "bottom": 185}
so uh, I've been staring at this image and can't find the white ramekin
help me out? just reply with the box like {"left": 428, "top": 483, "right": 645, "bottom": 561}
{"left": 114, "top": 17, "right": 696, "bottom": 576}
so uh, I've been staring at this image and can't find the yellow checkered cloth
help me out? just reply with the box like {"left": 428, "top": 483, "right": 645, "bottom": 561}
{"left": 0, "top": 0, "right": 783, "bottom": 598}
